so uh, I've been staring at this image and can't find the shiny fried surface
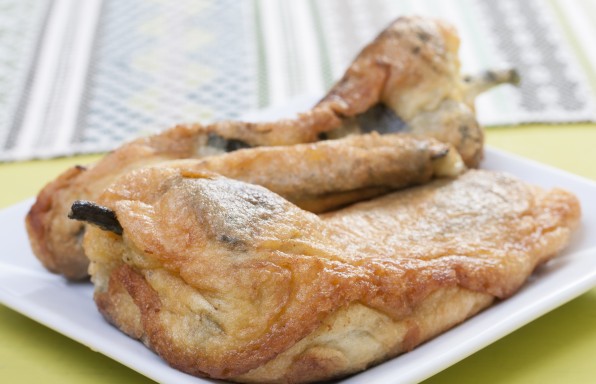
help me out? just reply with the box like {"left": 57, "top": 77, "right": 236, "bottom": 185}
{"left": 26, "top": 15, "right": 500, "bottom": 279}
{"left": 161, "top": 133, "right": 462, "bottom": 213}
{"left": 28, "top": 131, "right": 458, "bottom": 279}
{"left": 85, "top": 169, "right": 580, "bottom": 382}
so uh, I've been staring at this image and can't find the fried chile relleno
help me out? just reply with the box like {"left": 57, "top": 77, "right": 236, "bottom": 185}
{"left": 26, "top": 16, "right": 517, "bottom": 280}
{"left": 23, "top": 12, "right": 575, "bottom": 384}
{"left": 159, "top": 133, "right": 463, "bottom": 213}
{"left": 81, "top": 169, "right": 579, "bottom": 382}
{"left": 69, "top": 132, "right": 462, "bottom": 232}
{"left": 69, "top": 132, "right": 462, "bottom": 231}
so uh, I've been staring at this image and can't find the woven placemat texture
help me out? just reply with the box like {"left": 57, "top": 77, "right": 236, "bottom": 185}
{"left": 1, "top": 0, "right": 595, "bottom": 161}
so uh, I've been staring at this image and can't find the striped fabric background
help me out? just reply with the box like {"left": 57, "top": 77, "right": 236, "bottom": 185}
{"left": 1, "top": 0, "right": 595, "bottom": 161}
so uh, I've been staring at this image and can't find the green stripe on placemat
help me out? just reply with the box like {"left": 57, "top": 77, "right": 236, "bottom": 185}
{"left": 548, "top": 0, "right": 596, "bottom": 96}
{"left": 254, "top": 0, "right": 269, "bottom": 108}
{"left": 308, "top": 0, "right": 333, "bottom": 88}
{"left": 280, "top": 1, "right": 299, "bottom": 96}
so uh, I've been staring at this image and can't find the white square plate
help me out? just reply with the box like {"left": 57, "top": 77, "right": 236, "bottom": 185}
{"left": 1, "top": 103, "right": 596, "bottom": 384}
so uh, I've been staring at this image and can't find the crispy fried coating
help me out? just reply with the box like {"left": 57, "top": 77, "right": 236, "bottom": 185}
{"left": 27, "top": 132, "right": 460, "bottom": 279}
{"left": 160, "top": 133, "right": 463, "bottom": 213}
{"left": 69, "top": 133, "right": 461, "bottom": 230}
{"left": 83, "top": 169, "right": 580, "bottom": 382}
{"left": 25, "top": 16, "right": 516, "bottom": 279}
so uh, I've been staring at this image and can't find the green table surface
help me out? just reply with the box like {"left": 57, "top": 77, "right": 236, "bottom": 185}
{"left": 1, "top": 124, "right": 595, "bottom": 383}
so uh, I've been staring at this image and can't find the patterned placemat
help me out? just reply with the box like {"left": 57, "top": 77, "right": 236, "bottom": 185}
{"left": 1, "top": 0, "right": 595, "bottom": 161}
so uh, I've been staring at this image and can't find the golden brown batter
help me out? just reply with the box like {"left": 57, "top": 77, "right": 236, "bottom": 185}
{"left": 82, "top": 168, "right": 579, "bottom": 382}
{"left": 26, "top": 16, "right": 517, "bottom": 279}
